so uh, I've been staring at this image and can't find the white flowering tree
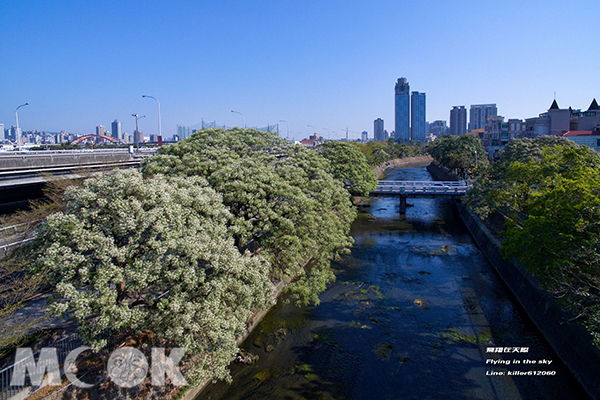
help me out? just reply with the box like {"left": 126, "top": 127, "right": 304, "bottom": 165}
{"left": 144, "top": 128, "right": 357, "bottom": 305}
{"left": 30, "top": 169, "right": 273, "bottom": 384}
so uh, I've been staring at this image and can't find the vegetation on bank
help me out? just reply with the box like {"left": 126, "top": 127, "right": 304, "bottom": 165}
{"left": 463, "top": 136, "right": 600, "bottom": 346}
{"left": 4, "top": 128, "right": 378, "bottom": 388}
{"left": 427, "top": 134, "right": 486, "bottom": 178}
{"left": 350, "top": 139, "right": 426, "bottom": 167}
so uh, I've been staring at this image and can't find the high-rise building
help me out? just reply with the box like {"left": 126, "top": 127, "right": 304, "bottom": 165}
{"left": 361, "top": 131, "right": 368, "bottom": 142}
{"left": 450, "top": 106, "right": 467, "bottom": 136}
{"left": 0, "top": 124, "right": 4, "bottom": 141}
{"left": 111, "top": 120, "right": 121, "bottom": 140}
{"left": 395, "top": 78, "right": 410, "bottom": 141}
{"left": 411, "top": 91, "right": 426, "bottom": 141}
{"left": 134, "top": 130, "right": 144, "bottom": 144}
{"left": 469, "top": 104, "right": 497, "bottom": 131}
{"left": 374, "top": 118, "right": 385, "bottom": 141}
{"left": 177, "top": 125, "right": 191, "bottom": 140}
{"left": 429, "top": 120, "right": 448, "bottom": 137}
{"left": 96, "top": 125, "right": 105, "bottom": 136}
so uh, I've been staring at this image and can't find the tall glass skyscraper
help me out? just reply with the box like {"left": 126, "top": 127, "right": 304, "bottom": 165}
{"left": 411, "top": 92, "right": 426, "bottom": 141}
{"left": 374, "top": 118, "right": 385, "bottom": 141}
{"left": 111, "top": 120, "right": 122, "bottom": 140}
{"left": 395, "top": 78, "right": 410, "bottom": 141}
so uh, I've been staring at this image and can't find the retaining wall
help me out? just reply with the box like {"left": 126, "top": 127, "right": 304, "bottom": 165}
{"left": 426, "top": 162, "right": 460, "bottom": 181}
{"left": 457, "top": 203, "right": 600, "bottom": 400}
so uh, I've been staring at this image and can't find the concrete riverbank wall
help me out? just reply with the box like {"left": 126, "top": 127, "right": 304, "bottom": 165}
{"left": 457, "top": 203, "right": 600, "bottom": 400}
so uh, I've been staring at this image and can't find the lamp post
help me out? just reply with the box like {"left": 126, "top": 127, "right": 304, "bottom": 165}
{"left": 474, "top": 150, "right": 478, "bottom": 169}
{"left": 231, "top": 110, "right": 245, "bottom": 128}
{"left": 279, "top": 120, "right": 289, "bottom": 139}
{"left": 15, "top": 103, "right": 28, "bottom": 152}
{"left": 132, "top": 113, "right": 146, "bottom": 148}
{"left": 142, "top": 95, "right": 161, "bottom": 140}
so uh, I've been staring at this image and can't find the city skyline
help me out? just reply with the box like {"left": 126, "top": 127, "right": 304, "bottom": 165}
{"left": 2, "top": 1, "right": 599, "bottom": 139}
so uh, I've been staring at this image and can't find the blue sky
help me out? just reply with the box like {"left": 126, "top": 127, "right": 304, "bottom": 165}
{"left": 1, "top": 0, "right": 599, "bottom": 140}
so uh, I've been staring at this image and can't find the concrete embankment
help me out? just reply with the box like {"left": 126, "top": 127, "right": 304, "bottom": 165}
{"left": 372, "top": 155, "right": 432, "bottom": 179}
{"left": 426, "top": 162, "right": 461, "bottom": 181}
{"left": 457, "top": 204, "right": 600, "bottom": 400}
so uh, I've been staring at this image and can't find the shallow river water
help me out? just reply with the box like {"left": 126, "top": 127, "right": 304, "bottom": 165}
{"left": 197, "top": 166, "right": 589, "bottom": 400}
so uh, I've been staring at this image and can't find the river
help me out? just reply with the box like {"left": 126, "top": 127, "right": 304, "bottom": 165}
{"left": 197, "top": 165, "right": 588, "bottom": 400}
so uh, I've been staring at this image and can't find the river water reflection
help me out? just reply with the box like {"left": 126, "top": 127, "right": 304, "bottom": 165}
{"left": 198, "top": 166, "right": 588, "bottom": 400}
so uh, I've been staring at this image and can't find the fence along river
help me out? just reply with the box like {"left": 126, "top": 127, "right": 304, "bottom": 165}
{"left": 197, "top": 165, "right": 588, "bottom": 400}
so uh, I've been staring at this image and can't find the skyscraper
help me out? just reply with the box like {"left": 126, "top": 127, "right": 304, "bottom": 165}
{"left": 450, "top": 106, "right": 467, "bottom": 135}
{"left": 0, "top": 124, "right": 4, "bottom": 141}
{"left": 374, "top": 118, "right": 385, "bottom": 141}
{"left": 469, "top": 104, "right": 497, "bottom": 131}
{"left": 111, "top": 120, "right": 122, "bottom": 140}
{"left": 395, "top": 78, "right": 410, "bottom": 141}
{"left": 411, "top": 92, "right": 426, "bottom": 141}
{"left": 96, "top": 125, "right": 105, "bottom": 136}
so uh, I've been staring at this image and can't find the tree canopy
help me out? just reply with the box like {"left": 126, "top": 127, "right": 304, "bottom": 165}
{"left": 143, "top": 128, "right": 356, "bottom": 305}
{"left": 29, "top": 169, "right": 274, "bottom": 384}
{"left": 319, "top": 141, "right": 377, "bottom": 196}
{"left": 427, "top": 134, "right": 486, "bottom": 178}
{"left": 464, "top": 137, "right": 600, "bottom": 346}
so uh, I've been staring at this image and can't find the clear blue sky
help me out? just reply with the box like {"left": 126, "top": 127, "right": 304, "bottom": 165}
{"left": 1, "top": 0, "right": 599, "bottom": 140}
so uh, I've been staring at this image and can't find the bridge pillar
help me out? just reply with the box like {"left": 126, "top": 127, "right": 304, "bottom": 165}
{"left": 399, "top": 196, "right": 407, "bottom": 214}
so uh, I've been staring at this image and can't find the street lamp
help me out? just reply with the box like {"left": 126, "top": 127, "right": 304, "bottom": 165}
{"left": 132, "top": 113, "right": 146, "bottom": 147}
{"left": 142, "top": 95, "right": 161, "bottom": 139}
{"left": 15, "top": 103, "right": 28, "bottom": 152}
{"left": 474, "top": 150, "right": 478, "bottom": 169}
{"left": 279, "top": 120, "right": 289, "bottom": 139}
{"left": 231, "top": 110, "right": 245, "bottom": 128}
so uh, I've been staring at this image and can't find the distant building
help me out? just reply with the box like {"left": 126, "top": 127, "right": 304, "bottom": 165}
{"left": 134, "top": 130, "right": 144, "bottom": 144}
{"left": 429, "top": 120, "right": 448, "bottom": 136}
{"left": 111, "top": 120, "right": 121, "bottom": 140}
{"left": 150, "top": 134, "right": 159, "bottom": 142}
{"left": 483, "top": 116, "right": 524, "bottom": 159}
{"left": 411, "top": 91, "right": 426, "bottom": 141}
{"left": 374, "top": 118, "right": 385, "bottom": 141}
{"left": 0, "top": 124, "right": 4, "bottom": 141}
{"left": 524, "top": 99, "right": 600, "bottom": 138}
{"left": 301, "top": 133, "right": 325, "bottom": 146}
{"left": 177, "top": 125, "right": 191, "bottom": 140}
{"left": 395, "top": 78, "right": 410, "bottom": 141}
{"left": 469, "top": 104, "right": 497, "bottom": 131}
{"left": 96, "top": 125, "right": 105, "bottom": 136}
{"left": 561, "top": 129, "right": 600, "bottom": 152}
{"left": 361, "top": 131, "right": 368, "bottom": 142}
{"left": 449, "top": 106, "right": 467, "bottom": 136}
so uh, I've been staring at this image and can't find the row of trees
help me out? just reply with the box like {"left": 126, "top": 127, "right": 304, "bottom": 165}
{"left": 464, "top": 136, "right": 600, "bottom": 346}
{"left": 427, "top": 134, "right": 486, "bottom": 178}
{"left": 350, "top": 139, "right": 426, "bottom": 167}
{"left": 15, "top": 128, "right": 376, "bottom": 386}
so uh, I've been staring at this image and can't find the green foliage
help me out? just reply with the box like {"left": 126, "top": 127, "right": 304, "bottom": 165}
{"left": 319, "top": 141, "right": 377, "bottom": 196}
{"left": 465, "top": 137, "right": 600, "bottom": 345}
{"left": 427, "top": 134, "right": 486, "bottom": 178}
{"left": 144, "top": 128, "right": 357, "bottom": 305}
{"left": 350, "top": 140, "right": 425, "bottom": 167}
{"left": 29, "top": 169, "right": 274, "bottom": 384}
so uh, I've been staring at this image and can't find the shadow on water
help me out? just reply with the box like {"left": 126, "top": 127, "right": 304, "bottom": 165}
{"left": 197, "top": 166, "right": 590, "bottom": 400}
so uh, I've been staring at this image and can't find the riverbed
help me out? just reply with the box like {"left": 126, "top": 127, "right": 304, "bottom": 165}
{"left": 197, "top": 166, "right": 588, "bottom": 400}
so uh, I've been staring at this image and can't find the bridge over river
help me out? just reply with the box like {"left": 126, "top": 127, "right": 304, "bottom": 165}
{"left": 370, "top": 180, "right": 471, "bottom": 212}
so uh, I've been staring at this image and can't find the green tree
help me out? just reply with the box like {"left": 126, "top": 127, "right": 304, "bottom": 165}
{"left": 144, "top": 128, "right": 356, "bottom": 305}
{"left": 319, "top": 141, "right": 377, "bottom": 196}
{"left": 427, "top": 134, "right": 485, "bottom": 178}
{"left": 29, "top": 169, "right": 274, "bottom": 384}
